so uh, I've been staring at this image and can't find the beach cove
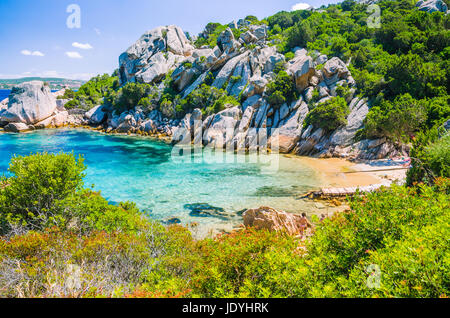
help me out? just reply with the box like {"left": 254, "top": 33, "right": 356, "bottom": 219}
{"left": 0, "top": 128, "right": 406, "bottom": 236}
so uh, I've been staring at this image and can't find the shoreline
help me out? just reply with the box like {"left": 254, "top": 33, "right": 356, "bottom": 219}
{"left": 0, "top": 126, "right": 409, "bottom": 238}
{"left": 0, "top": 125, "right": 408, "bottom": 190}
{"left": 294, "top": 156, "right": 408, "bottom": 189}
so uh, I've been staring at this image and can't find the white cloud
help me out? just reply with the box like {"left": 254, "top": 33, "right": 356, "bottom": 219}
{"left": 21, "top": 50, "right": 45, "bottom": 57}
{"left": 291, "top": 2, "right": 313, "bottom": 11}
{"left": 94, "top": 28, "right": 101, "bottom": 36}
{"left": 65, "top": 51, "right": 83, "bottom": 59}
{"left": 72, "top": 42, "right": 93, "bottom": 50}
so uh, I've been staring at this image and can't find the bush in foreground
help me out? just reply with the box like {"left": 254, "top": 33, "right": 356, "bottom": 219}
{"left": 0, "top": 153, "right": 448, "bottom": 298}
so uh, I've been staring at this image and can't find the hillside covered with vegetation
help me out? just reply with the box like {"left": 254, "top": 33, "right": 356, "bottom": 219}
{"left": 62, "top": 0, "right": 448, "bottom": 156}
{"left": 0, "top": 78, "right": 85, "bottom": 90}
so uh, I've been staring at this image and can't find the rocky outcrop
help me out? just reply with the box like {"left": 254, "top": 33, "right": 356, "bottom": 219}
{"left": 85, "top": 105, "right": 107, "bottom": 125}
{"left": 4, "top": 122, "right": 31, "bottom": 133}
{"left": 287, "top": 54, "right": 315, "bottom": 92}
{"left": 0, "top": 81, "right": 57, "bottom": 125}
{"left": 203, "top": 107, "right": 242, "bottom": 148}
{"left": 416, "top": 0, "right": 448, "bottom": 13}
{"left": 322, "top": 57, "right": 350, "bottom": 87}
{"left": 118, "top": 25, "right": 193, "bottom": 84}
{"left": 243, "top": 207, "right": 307, "bottom": 236}
{"left": 0, "top": 21, "right": 399, "bottom": 161}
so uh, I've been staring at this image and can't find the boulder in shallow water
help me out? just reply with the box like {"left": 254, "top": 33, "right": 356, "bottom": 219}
{"left": 1, "top": 81, "right": 57, "bottom": 125}
{"left": 4, "top": 122, "right": 31, "bottom": 133}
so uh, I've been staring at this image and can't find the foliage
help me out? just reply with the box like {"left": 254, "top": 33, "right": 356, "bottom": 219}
{"left": 177, "top": 84, "right": 239, "bottom": 118}
{"left": 363, "top": 94, "right": 428, "bottom": 143}
{"left": 0, "top": 154, "right": 449, "bottom": 298}
{"left": 407, "top": 127, "right": 450, "bottom": 186}
{"left": 112, "top": 82, "right": 153, "bottom": 113}
{"left": 304, "top": 97, "right": 350, "bottom": 131}
{"left": 266, "top": 71, "right": 297, "bottom": 108}
{"left": 63, "top": 74, "right": 119, "bottom": 111}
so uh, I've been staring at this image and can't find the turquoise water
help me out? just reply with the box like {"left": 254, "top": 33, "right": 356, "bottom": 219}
{"left": 0, "top": 129, "right": 321, "bottom": 233}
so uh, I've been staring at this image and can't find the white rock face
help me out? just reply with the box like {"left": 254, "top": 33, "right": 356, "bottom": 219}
{"left": 203, "top": 107, "right": 242, "bottom": 148}
{"left": 270, "top": 101, "right": 308, "bottom": 153}
{"left": 250, "top": 46, "right": 285, "bottom": 76}
{"left": 322, "top": 57, "right": 350, "bottom": 86}
{"left": 1, "top": 81, "right": 57, "bottom": 125}
{"left": 136, "top": 52, "right": 183, "bottom": 84}
{"left": 330, "top": 98, "right": 369, "bottom": 147}
{"left": 85, "top": 105, "right": 107, "bottom": 124}
{"left": 119, "top": 25, "right": 193, "bottom": 84}
{"left": 416, "top": 0, "right": 448, "bottom": 13}
{"left": 212, "top": 52, "right": 249, "bottom": 89}
{"left": 287, "top": 55, "right": 315, "bottom": 92}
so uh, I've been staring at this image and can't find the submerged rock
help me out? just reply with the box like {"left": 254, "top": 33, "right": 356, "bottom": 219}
{"left": 184, "top": 203, "right": 233, "bottom": 220}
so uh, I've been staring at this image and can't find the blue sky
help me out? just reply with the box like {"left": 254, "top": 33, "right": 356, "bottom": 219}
{"left": 0, "top": 0, "right": 338, "bottom": 80}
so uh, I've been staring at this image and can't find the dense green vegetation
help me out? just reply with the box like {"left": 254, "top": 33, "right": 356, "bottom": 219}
{"left": 266, "top": 69, "right": 298, "bottom": 108}
{"left": 62, "top": 74, "right": 119, "bottom": 111}
{"left": 304, "top": 96, "right": 350, "bottom": 131}
{"left": 0, "top": 152, "right": 448, "bottom": 298}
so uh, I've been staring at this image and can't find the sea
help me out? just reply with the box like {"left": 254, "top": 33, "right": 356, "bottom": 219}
{"left": 0, "top": 128, "right": 324, "bottom": 236}
{"left": 0, "top": 90, "right": 11, "bottom": 102}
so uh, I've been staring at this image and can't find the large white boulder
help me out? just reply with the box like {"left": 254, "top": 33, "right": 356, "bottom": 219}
{"left": 118, "top": 25, "right": 193, "bottom": 84}
{"left": 322, "top": 57, "right": 350, "bottom": 86}
{"left": 1, "top": 81, "right": 57, "bottom": 125}
{"left": 203, "top": 107, "right": 242, "bottom": 148}
{"left": 85, "top": 105, "right": 107, "bottom": 124}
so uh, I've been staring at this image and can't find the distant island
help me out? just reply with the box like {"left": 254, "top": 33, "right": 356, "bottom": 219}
{"left": 0, "top": 77, "right": 85, "bottom": 90}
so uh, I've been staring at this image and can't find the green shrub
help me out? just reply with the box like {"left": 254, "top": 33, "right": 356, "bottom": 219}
{"left": 304, "top": 97, "right": 350, "bottom": 131}
{"left": 284, "top": 51, "right": 295, "bottom": 61}
{"left": 57, "top": 89, "right": 76, "bottom": 100}
{"left": 266, "top": 71, "right": 297, "bottom": 108}
{"left": 0, "top": 153, "right": 86, "bottom": 232}
{"left": 113, "top": 82, "right": 152, "bottom": 113}
{"left": 408, "top": 127, "right": 450, "bottom": 185}
{"left": 70, "top": 74, "right": 119, "bottom": 111}
{"left": 363, "top": 94, "right": 428, "bottom": 143}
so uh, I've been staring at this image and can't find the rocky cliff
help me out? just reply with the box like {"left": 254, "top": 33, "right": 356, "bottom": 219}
{"left": 109, "top": 19, "right": 404, "bottom": 160}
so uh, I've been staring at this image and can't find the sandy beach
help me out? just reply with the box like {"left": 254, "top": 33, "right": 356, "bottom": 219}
{"left": 293, "top": 156, "right": 409, "bottom": 189}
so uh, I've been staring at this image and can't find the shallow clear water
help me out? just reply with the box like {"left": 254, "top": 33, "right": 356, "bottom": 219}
{"left": 0, "top": 129, "right": 322, "bottom": 233}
